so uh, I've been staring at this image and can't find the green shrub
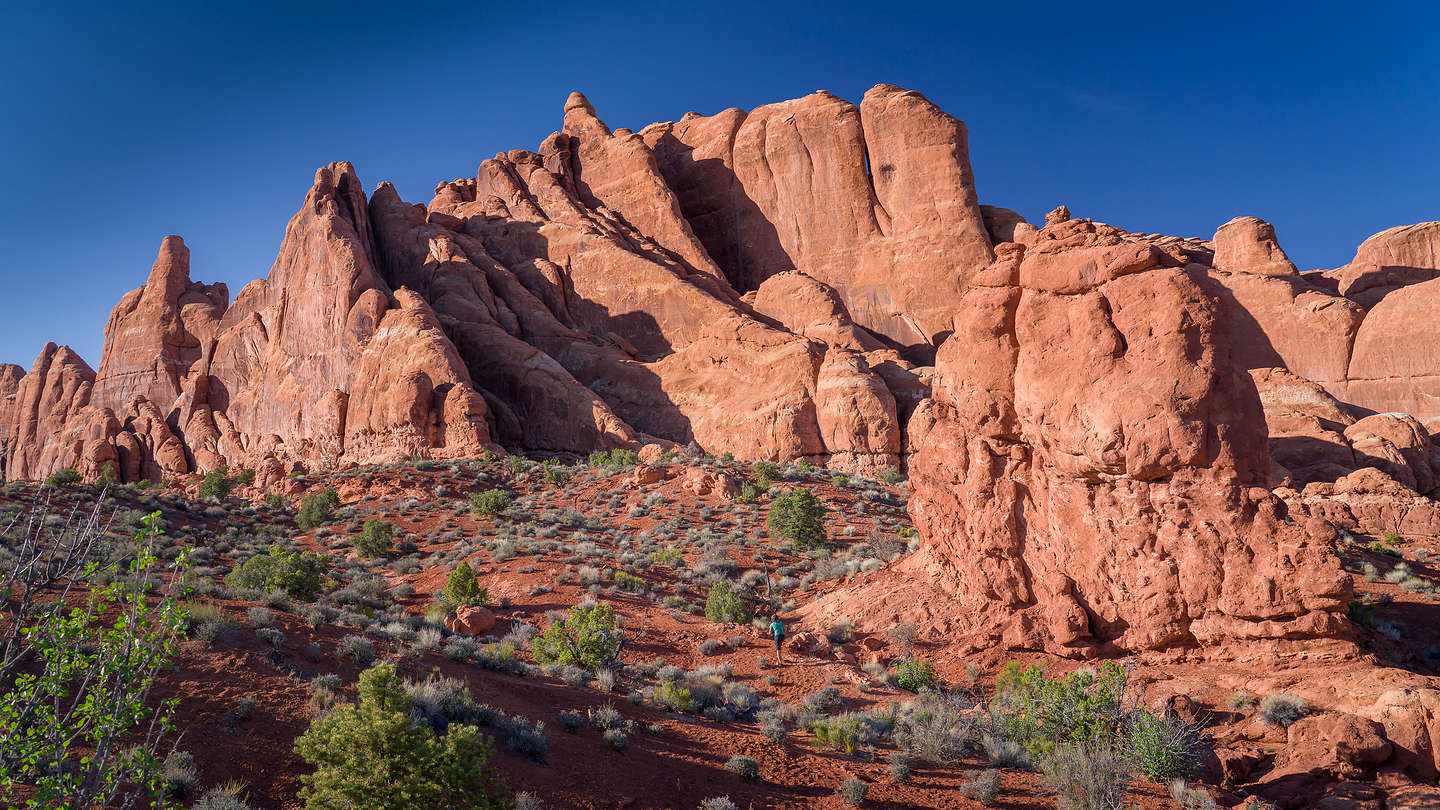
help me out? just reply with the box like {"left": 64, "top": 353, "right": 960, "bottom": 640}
{"left": 751, "top": 461, "right": 779, "bottom": 490}
{"left": 588, "top": 449, "right": 639, "bottom": 469}
{"left": 989, "top": 662, "right": 1127, "bottom": 762}
{"left": 654, "top": 681, "right": 692, "bottom": 711}
{"left": 767, "top": 488, "right": 826, "bottom": 549}
{"left": 541, "top": 463, "right": 568, "bottom": 487}
{"left": 265, "top": 493, "right": 286, "bottom": 509}
{"left": 355, "top": 519, "right": 394, "bottom": 558}
{"left": 235, "top": 468, "right": 256, "bottom": 486}
{"left": 226, "top": 545, "right": 327, "bottom": 600}
{"left": 893, "top": 658, "right": 936, "bottom": 693}
{"left": 0, "top": 510, "right": 188, "bottom": 808}
{"left": 45, "top": 467, "right": 83, "bottom": 487}
{"left": 1122, "top": 708, "right": 1202, "bottom": 783}
{"left": 876, "top": 466, "right": 903, "bottom": 485}
{"left": 470, "top": 489, "right": 511, "bottom": 517}
{"left": 297, "top": 487, "right": 340, "bottom": 530}
{"left": 444, "top": 561, "right": 485, "bottom": 608}
{"left": 295, "top": 663, "right": 512, "bottom": 810}
{"left": 198, "top": 467, "right": 235, "bottom": 500}
{"left": 531, "top": 602, "right": 624, "bottom": 671}
{"left": 704, "top": 581, "right": 751, "bottom": 624}
{"left": 736, "top": 483, "right": 758, "bottom": 504}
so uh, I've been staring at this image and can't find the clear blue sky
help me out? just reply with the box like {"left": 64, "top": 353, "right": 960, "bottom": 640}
{"left": 2, "top": 1, "right": 1436, "bottom": 367}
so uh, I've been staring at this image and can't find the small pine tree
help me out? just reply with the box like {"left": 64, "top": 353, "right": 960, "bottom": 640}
{"left": 198, "top": 467, "right": 234, "bottom": 500}
{"left": 295, "top": 663, "right": 513, "bottom": 810}
{"left": 445, "top": 561, "right": 483, "bottom": 607}
{"left": 767, "top": 488, "right": 826, "bottom": 548}
{"left": 705, "top": 581, "right": 751, "bottom": 624}
{"left": 355, "top": 519, "right": 394, "bottom": 558}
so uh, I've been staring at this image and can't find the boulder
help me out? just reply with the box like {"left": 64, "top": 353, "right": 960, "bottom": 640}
{"left": 446, "top": 605, "right": 496, "bottom": 635}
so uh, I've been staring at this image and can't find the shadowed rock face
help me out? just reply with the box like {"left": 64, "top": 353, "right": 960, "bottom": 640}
{"left": 3, "top": 85, "right": 1437, "bottom": 659}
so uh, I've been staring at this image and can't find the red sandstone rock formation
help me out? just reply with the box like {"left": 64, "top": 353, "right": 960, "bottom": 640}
{"left": 3, "top": 84, "right": 1438, "bottom": 662}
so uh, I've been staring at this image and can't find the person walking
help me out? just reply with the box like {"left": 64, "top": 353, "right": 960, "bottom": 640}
{"left": 769, "top": 615, "right": 786, "bottom": 665}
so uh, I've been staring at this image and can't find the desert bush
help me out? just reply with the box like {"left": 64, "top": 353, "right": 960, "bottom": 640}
{"left": 893, "top": 692, "right": 978, "bottom": 764}
{"left": 1258, "top": 692, "right": 1308, "bottom": 728}
{"left": 355, "top": 519, "right": 394, "bottom": 557}
{"left": 199, "top": 467, "right": 236, "bottom": 500}
{"left": 589, "top": 449, "right": 639, "bottom": 469}
{"left": 603, "top": 728, "right": 628, "bottom": 751}
{"left": 297, "top": 487, "right": 341, "bottom": 530}
{"left": 704, "top": 580, "right": 750, "bottom": 624}
{"left": 767, "top": 488, "right": 826, "bottom": 548}
{"left": 724, "top": 755, "right": 759, "bottom": 780}
{"left": 336, "top": 634, "right": 375, "bottom": 666}
{"left": 1122, "top": 708, "right": 1203, "bottom": 782}
{"left": 531, "top": 602, "right": 625, "bottom": 670}
{"left": 699, "top": 798, "right": 738, "bottom": 810}
{"left": 893, "top": 658, "right": 936, "bottom": 692}
{"left": 226, "top": 545, "right": 327, "bottom": 600}
{"left": 655, "top": 681, "right": 693, "bottom": 711}
{"left": 958, "top": 768, "right": 1000, "bottom": 806}
{"left": 876, "top": 466, "right": 903, "bottom": 485}
{"left": 295, "top": 663, "right": 512, "bottom": 809}
{"left": 989, "top": 662, "right": 1127, "bottom": 761}
{"left": 1226, "top": 691, "right": 1257, "bottom": 711}
{"left": 750, "top": 460, "right": 779, "bottom": 489}
{"left": 470, "top": 489, "right": 511, "bottom": 517}
{"left": 44, "top": 467, "right": 83, "bottom": 487}
{"left": 1037, "top": 742, "right": 1129, "bottom": 810}
{"left": 837, "top": 776, "right": 868, "bottom": 806}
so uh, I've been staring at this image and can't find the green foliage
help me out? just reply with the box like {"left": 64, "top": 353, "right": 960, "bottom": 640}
{"left": 227, "top": 545, "right": 327, "bottom": 600}
{"left": 470, "top": 489, "right": 511, "bottom": 517}
{"left": 767, "top": 488, "right": 826, "bottom": 549}
{"left": 235, "top": 468, "right": 256, "bottom": 486}
{"left": 893, "top": 658, "right": 936, "bottom": 693}
{"left": 531, "top": 603, "right": 624, "bottom": 671}
{"left": 199, "top": 466, "right": 236, "bottom": 500}
{"left": 704, "top": 581, "right": 751, "bottom": 624}
{"left": 0, "top": 511, "right": 189, "bottom": 808}
{"left": 44, "top": 467, "right": 82, "bottom": 487}
{"left": 298, "top": 487, "right": 341, "bottom": 530}
{"left": 97, "top": 461, "right": 119, "bottom": 487}
{"left": 654, "top": 681, "right": 692, "bottom": 712}
{"left": 541, "top": 463, "right": 568, "bottom": 487}
{"left": 810, "top": 714, "right": 872, "bottom": 756}
{"left": 736, "top": 483, "right": 759, "bottom": 503}
{"left": 588, "top": 449, "right": 639, "bottom": 469}
{"left": 837, "top": 776, "right": 868, "bottom": 806}
{"left": 876, "top": 466, "right": 903, "bottom": 485}
{"left": 751, "top": 461, "right": 779, "bottom": 490}
{"left": 265, "top": 493, "right": 286, "bottom": 509}
{"left": 443, "top": 561, "right": 487, "bottom": 609}
{"left": 294, "top": 663, "right": 513, "bottom": 810}
{"left": 355, "top": 519, "right": 395, "bottom": 557}
{"left": 1122, "top": 708, "right": 1201, "bottom": 783}
{"left": 613, "top": 570, "right": 645, "bottom": 593}
{"left": 989, "top": 662, "right": 1128, "bottom": 762}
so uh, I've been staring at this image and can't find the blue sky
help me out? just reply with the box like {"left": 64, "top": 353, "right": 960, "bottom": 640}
{"left": 1, "top": 0, "right": 1436, "bottom": 367}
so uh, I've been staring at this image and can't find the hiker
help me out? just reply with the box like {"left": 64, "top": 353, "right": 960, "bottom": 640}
{"left": 769, "top": 615, "right": 786, "bottom": 665}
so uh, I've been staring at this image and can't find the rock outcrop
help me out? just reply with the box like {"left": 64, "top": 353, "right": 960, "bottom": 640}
{"left": 4, "top": 83, "right": 1438, "bottom": 661}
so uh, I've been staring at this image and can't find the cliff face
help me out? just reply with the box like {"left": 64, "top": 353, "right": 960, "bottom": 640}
{"left": 2, "top": 84, "right": 1437, "bottom": 657}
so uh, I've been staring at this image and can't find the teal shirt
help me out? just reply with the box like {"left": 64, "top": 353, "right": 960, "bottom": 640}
{"left": 769, "top": 620, "right": 785, "bottom": 637}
